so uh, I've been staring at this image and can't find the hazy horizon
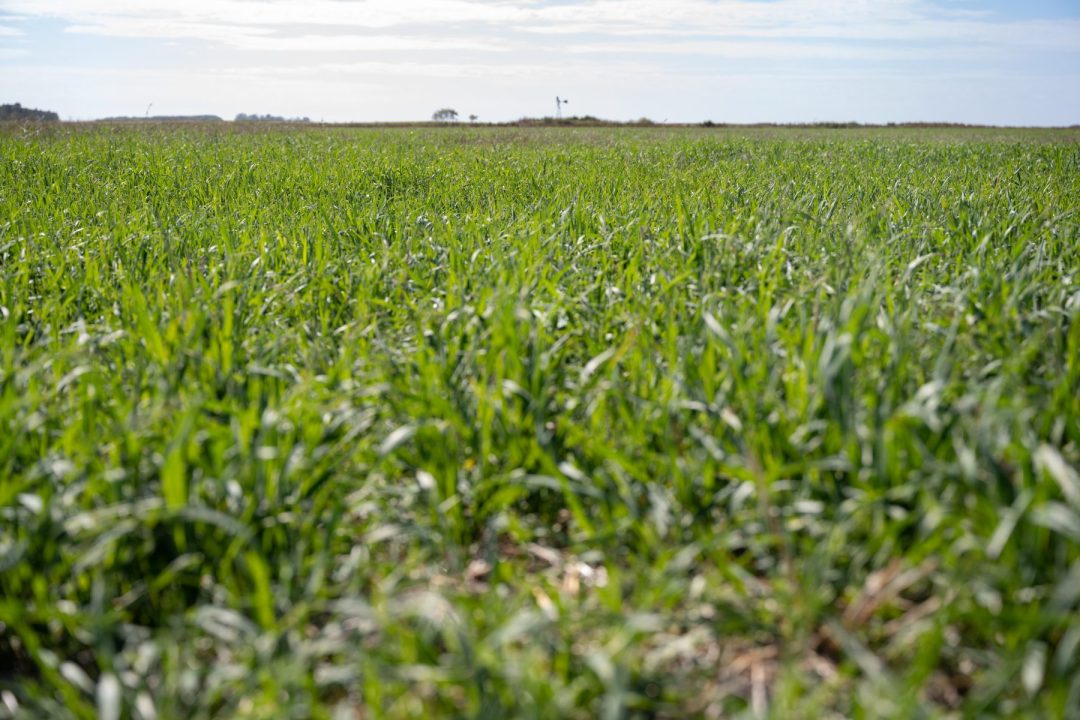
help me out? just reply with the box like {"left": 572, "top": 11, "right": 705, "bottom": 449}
{"left": 1, "top": 0, "right": 1078, "bottom": 126}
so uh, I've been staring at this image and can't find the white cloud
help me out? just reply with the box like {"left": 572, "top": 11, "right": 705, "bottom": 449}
{"left": 61, "top": 20, "right": 510, "bottom": 53}
{"left": 2, "top": 0, "right": 1077, "bottom": 51}
{"left": 227, "top": 57, "right": 656, "bottom": 80}
{"left": 0, "top": 0, "right": 530, "bottom": 31}
{"left": 565, "top": 39, "right": 985, "bottom": 62}
{"left": 227, "top": 34, "right": 509, "bottom": 53}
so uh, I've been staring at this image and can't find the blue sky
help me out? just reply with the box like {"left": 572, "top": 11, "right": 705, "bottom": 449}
{"left": 0, "top": 0, "right": 1077, "bottom": 124}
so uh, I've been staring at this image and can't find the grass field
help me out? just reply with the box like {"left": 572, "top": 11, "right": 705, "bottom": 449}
{"left": 1, "top": 124, "right": 1078, "bottom": 718}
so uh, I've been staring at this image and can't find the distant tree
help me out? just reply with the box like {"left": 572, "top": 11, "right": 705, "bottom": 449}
{"left": 469, "top": 114, "right": 478, "bottom": 123}
{"left": 432, "top": 108, "right": 459, "bottom": 122}
{"left": 235, "top": 113, "right": 310, "bottom": 123}
{"left": 0, "top": 102, "right": 59, "bottom": 122}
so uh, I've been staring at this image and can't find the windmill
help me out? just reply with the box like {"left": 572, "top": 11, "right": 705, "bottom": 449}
{"left": 555, "top": 96, "right": 569, "bottom": 120}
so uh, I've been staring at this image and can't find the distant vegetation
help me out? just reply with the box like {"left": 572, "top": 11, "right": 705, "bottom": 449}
{"left": 0, "top": 102, "right": 59, "bottom": 122}
{"left": 432, "top": 108, "right": 459, "bottom": 122}
{"left": 235, "top": 113, "right": 311, "bottom": 123}
{"left": 698, "top": 120, "right": 1029, "bottom": 129}
{"left": 514, "top": 114, "right": 609, "bottom": 126}
{"left": 511, "top": 115, "right": 660, "bottom": 127}
{"left": 101, "top": 114, "right": 224, "bottom": 123}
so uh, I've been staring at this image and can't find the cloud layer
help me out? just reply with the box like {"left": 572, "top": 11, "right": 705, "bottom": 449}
{"left": 0, "top": 0, "right": 1077, "bottom": 123}
{"left": 4, "top": 0, "right": 1079, "bottom": 51}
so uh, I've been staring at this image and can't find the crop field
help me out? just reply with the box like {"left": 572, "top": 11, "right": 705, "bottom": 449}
{"left": 1, "top": 124, "right": 1078, "bottom": 719}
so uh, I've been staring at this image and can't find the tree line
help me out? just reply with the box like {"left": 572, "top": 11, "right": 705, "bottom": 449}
{"left": 0, "top": 103, "right": 59, "bottom": 122}
{"left": 235, "top": 113, "right": 311, "bottom": 123}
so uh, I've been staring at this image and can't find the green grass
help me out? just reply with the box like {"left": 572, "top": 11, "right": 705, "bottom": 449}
{"left": 1, "top": 124, "right": 1078, "bottom": 719}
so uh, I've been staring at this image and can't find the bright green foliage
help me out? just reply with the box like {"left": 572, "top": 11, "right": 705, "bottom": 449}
{"left": 1, "top": 125, "right": 1078, "bottom": 718}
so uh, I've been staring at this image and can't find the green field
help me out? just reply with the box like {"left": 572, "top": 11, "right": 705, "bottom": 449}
{"left": 1, "top": 125, "right": 1078, "bottom": 718}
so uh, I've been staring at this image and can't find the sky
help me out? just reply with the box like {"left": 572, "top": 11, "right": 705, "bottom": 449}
{"left": 0, "top": 0, "right": 1078, "bottom": 125}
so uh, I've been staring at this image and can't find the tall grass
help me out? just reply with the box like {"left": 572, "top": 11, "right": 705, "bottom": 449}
{"left": 1, "top": 124, "right": 1078, "bottom": 718}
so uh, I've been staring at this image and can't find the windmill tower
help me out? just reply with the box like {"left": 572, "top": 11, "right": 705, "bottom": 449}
{"left": 555, "top": 96, "right": 569, "bottom": 119}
